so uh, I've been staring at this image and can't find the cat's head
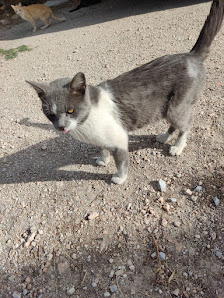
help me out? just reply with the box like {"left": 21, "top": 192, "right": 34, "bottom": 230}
{"left": 11, "top": 3, "right": 23, "bottom": 16}
{"left": 27, "top": 72, "right": 91, "bottom": 133}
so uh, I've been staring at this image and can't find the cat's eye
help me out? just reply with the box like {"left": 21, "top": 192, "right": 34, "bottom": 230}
{"left": 67, "top": 109, "right": 74, "bottom": 114}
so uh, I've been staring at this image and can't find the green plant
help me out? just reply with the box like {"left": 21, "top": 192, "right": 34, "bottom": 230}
{"left": 0, "top": 45, "right": 32, "bottom": 60}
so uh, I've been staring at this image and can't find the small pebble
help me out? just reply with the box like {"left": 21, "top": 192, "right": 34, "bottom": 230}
{"left": 172, "top": 288, "right": 180, "bottom": 296}
{"left": 109, "top": 284, "right": 118, "bottom": 293}
{"left": 67, "top": 286, "right": 75, "bottom": 295}
{"left": 185, "top": 189, "right": 192, "bottom": 195}
{"left": 41, "top": 145, "right": 47, "bottom": 150}
{"left": 174, "top": 220, "right": 181, "bottom": 227}
{"left": 129, "top": 264, "right": 135, "bottom": 271}
{"left": 8, "top": 275, "right": 14, "bottom": 282}
{"left": 91, "top": 282, "right": 97, "bottom": 288}
{"left": 213, "top": 197, "right": 220, "bottom": 206}
{"left": 12, "top": 292, "right": 21, "bottom": 298}
{"left": 215, "top": 251, "right": 222, "bottom": 257}
{"left": 109, "top": 270, "right": 114, "bottom": 278}
{"left": 23, "top": 289, "right": 28, "bottom": 295}
{"left": 87, "top": 211, "right": 99, "bottom": 220}
{"left": 158, "top": 179, "right": 167, "bottom": 192}
{"left": 109, "top": 258, "right": 113, "bottom": 264}
{"left": 190, "top": 196, "right": 198, "bottom": 202}
{"left": 183, "top": 272, "right": 188, "bottom": 278}
{"left": 151, "top": 252, "right": 157, "bottom": 259}
{"left": 170, "top": 198, "right": 177, "bottom": 203}
{"left": 104, "top": 292, "right": 111, "bottom": 297}
{"left": 159, "top": 252, "right": 166, "bottom": 261}
{"left": 194, "top": 186, "right": 202, "bottom": 192}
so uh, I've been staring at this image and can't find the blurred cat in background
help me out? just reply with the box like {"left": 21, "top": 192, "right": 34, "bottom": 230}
{"left": 11, "top": 2, "right": 65, "bottom": 32}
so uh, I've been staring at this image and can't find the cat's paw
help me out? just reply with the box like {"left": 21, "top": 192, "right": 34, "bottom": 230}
{"left": 169, "top": 145, "right": 185, "bottom": 156}
{"left": 111, "top": 174, "right": 127, "bottom": 185}
{"left": 96, "top": 156, "right": 110, "bottom": 167}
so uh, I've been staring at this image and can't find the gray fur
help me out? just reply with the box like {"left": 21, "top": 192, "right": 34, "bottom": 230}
{"left": 27, "top": 0, "right": 224, "bottom": 184}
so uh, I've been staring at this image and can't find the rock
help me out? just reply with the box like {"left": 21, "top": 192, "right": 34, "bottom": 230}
{"left": 57, "top": 261, "right": 69, "bottom": 274}
{"left": 163, "top": 203, "right": 170, "bottom": 212}
{"left": 127, "top": 260, "right": 133, "bottom": 266}
{"left": 213, "top": 197, "right": 220, "bottom": 206}
{"left": 109, "top": 270, "right": 114, "bottom": 278}
{"left": 161, "top": 218, "right": 168, "bottom": 227}
{"left": 109, "top": 284, "right": 118, "bottom": 293}
{"left": 190, "top": 195, "right": 198, "bottom": 202}
{"left": 0, "top": 19, "right": 9, "bottom": 25}
{"left": 12, "top": 292, "right": 21, "bottom": 298}
{"left": 129, "top": 264, "right": 135, "bottom": 271}
{"left": 185, "top": 189, "right": 192, "bottom": 195}
{"left": 104, "top": 292, "right": 111, "bottom": 297}
{"left": 8, "top": 275, "right": 15, "bottom": 282}
{"left": 172, "top": 289, "right": 180, "bottom": 296}
{"left": 215, "top": 251, "right": 222, "bottom": 257}
{"left": 151, "top": 252, "right": 157, "bottom": 259}
{"left": 183, "top": 272, "right": 188, "bottom": 278}
{"left": 92, "top": 282, "right": 97, "bottom": 287}
{"left": 109, "top": 258, "right": 113, "bottom": 264}
{"left": 27, "top": 284, "right": 32, "bottom": 290}
{"left": 23, "top": 289, "right": 28, "bottom": 295}
{"left": 169, "top": 198, "right": 177, "bottom": 203}
{"left": 159, "top": 252, "right": 166, "bottom": 261}
{"left": 144, "top": 217, "right": 150, "bottom": 225}
{"left": 87, "top": 211, "right": 99, "bottom": 220}
{"left": 210, "top": 231, "right": 216, "bottom": 240}
{"left": 41, "top": 145, "right": 47, "bottom": 150}
{"left": 174, "top": 220, "right": 181, "bottom": 227}
{"left": 67, "top": 286, "right": 75, "bottom": 295}
{"left": 194, "top": 186, "right": 202, "bottom": 192}
{"left": 158, "top": 179, "right": 167, "bottom": 192}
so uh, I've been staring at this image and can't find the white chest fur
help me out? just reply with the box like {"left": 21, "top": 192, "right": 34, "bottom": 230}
{"left": 70, "top": 88, "right": 128, "bottom": 150}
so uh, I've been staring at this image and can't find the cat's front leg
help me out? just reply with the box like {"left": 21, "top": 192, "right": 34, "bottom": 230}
{"left": 96, "top": 148, "right": 110, "bottom": 166}
{"left": 111, "top": 148, "right": 129, "bottom": 184}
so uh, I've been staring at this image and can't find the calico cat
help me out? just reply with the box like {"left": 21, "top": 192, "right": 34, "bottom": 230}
{"left": 11, "top": 3, "right": 65, "bottom": 32}
{"left": 27, "top": 0, "right": 224, "bottom": 184}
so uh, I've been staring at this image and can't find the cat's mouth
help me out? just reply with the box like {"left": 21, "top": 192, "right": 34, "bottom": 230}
{"left": 62, "top": 129, "right": 69, "bottom": 133}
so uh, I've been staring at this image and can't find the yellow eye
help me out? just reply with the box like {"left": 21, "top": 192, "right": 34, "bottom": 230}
{"left": 67, "top": 109, "right": 74, "bottom": 114}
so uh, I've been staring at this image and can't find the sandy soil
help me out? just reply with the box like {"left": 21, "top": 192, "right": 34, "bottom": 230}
{"left": 0, "top": 0, "right": 223, "bottom": 297}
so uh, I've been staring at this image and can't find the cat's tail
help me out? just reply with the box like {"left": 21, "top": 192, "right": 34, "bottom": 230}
{"left": 51, "top": 11, "right": 66, "bottom": 22}
{"left": 190, "top": 0, "right": 224, "bottom": 60}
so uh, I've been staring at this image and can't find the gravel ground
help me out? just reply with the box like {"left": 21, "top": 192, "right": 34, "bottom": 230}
{"left": 0, "top": 0, "right": 223, "bottom": 297}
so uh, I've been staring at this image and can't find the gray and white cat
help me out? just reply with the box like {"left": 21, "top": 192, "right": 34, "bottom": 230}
{"left": 27, "top": 0, "right": 224, "bottom": 184}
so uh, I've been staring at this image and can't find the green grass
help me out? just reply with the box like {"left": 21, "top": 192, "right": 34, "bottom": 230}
{"left": 0, "top": 45, "right": 32, "bottom": 60}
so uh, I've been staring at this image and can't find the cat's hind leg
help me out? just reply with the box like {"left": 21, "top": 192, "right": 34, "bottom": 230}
{"left": 156, "top": 125, "right": 176, "bottom": 144}
{"left": 40, "top": 17, "right": 51, "bottom": 29}
{"left": 167, "top": 106, "right": 193, "bottom": 156}
{"left": 29, "top": 18, "right": 37, "bottom": 32}
{"left": 111, "top": 148, "right": 129, "bottom": 185}
{"left": 96, "top": 148, "right": 110, "bottom": 166}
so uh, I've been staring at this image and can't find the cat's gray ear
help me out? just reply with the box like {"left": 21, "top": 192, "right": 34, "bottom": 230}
{"left": 26, "top": 81, "right": 48, "bottom": 100}
{"left": 70, "top": 72, "right": 86, "bottom": 95}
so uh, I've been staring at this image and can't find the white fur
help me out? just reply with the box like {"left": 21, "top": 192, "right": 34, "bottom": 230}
{"left": 169, "top": 132, "right": 188, "bottom": 156}
{"left": 187, "top": 60, "right": 198, "bottom": 78}
{"left": 69, "top": 87, "right": 128, "bottom": 150}
{"left": 51, "top": 103, "right": 57, "bottom": 115}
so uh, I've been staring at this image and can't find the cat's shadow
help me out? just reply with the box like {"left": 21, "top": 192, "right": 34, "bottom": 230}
{"left": 1, "top": 118, "right": 170, "bottom": 185}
